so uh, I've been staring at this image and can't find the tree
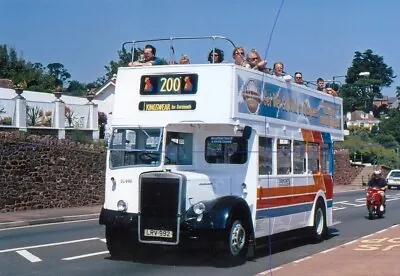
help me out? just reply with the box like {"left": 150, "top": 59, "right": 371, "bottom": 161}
{"left": 0, "top": 44, "right": 74, "bottom": 93}
{"left": 340, "top": 49, "right": 396, "bottom": 113}
{"left": 396, "top": 86, "right": 400, "bottom": 101}
{"left": 66, "top": 80, "right": 87, "bottom": 96}
{"left": 378, "top": 109, "right": 400, "bottom": 144}
{"left": 47, "top": 63, "right": 71, "bottom": 88}
{"left": 96, "top": 47, "right": 141, "bottom": 86}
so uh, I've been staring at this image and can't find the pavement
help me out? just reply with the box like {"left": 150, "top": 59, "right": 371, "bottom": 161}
{"left": 0, "top": 184, "right": 363, "bottom": 230}
{"left": 256, "top": 224, "right": 400, "bottom": 276}
{"left": 0, "top": 205, "right": 101, "bottom": 229}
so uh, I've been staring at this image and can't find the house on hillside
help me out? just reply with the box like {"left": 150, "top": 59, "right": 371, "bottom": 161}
{"left": 388, "top": 96, "right": 399, "bottom": 109}
{"left": 345, "top": 110, "right": 380, "bottom": 131}
{"left": 373, "top": 96, "right": 399, "bottom": 109}
{"left": 373, "top": 96, "right": 388, "bottom": 108}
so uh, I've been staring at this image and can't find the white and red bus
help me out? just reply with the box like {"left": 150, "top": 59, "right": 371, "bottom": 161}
{"left": 99, "top": 36, "right": 344, "bottom": 262}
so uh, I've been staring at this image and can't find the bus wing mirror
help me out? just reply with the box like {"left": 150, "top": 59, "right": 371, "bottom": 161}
{"left": 242, "top": 126, "right": 252, "bottom": 140}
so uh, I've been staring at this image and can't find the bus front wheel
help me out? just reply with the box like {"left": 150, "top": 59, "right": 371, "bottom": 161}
{"left": 106, "top": 226, "right": 133, "bottom": 259}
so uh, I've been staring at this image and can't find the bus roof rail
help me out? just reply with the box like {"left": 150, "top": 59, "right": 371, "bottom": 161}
{"left": 122, "top": 35, "right": 237, "bottom": 64}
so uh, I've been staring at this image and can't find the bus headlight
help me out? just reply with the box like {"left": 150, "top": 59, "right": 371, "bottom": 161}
{"left": 117, "top": 200, "right": 128, "bottom": 212}
{"left": 193, "top": 202, "right": 206, "bottom": 215}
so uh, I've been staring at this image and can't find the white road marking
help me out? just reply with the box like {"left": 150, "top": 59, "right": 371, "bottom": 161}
{"left": 332, "top": 206, "right": 346, "bottom": 211}
{"left": 256, "top": 266, "right": 282, "bottom": 275}
{"left": 16, "top": 250, "right": 42, "bottom": 263}
{"left": 321, "top": 247, "right": 337, "bottom": 254}
{"left": 0, "top": 237, "right": 100, "bottom": 253}
{"left": 338, "top": 201, "right": 364, "bottom": 207}
{"left": 0, "top": 221, "right": 25, "bottom": 226}
{"left": 332, "top": 220, "right": 341, "bottom": 226}
{"left": 361, "top": 233, "right": 373, "bottom": 239}
{"left": 333, "top": 201, "right": 348, "bottom": 204}
{"left": 0, "top": 218, "right": 98, "bottom": 232}
{"left": 62, "top": 213, "right": 99, "bottom": 219}
{"left": 343, "top": 240, "right": 358, "bottom": 246}
{"left": 100, "top": 239, "right": 106, "bottom": 243}
{"left": 386, "top": 198, "right": 400, "bottom": 202}
{"left": 62, "top": 250, "right": 109, "bottom": 261}
{"left": 293, "top": 256, "right": 311, "bottom": 263}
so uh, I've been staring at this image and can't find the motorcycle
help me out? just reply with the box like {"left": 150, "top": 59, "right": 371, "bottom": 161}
{"left": 366, "top": 187, "right": 386, "bottom": 220}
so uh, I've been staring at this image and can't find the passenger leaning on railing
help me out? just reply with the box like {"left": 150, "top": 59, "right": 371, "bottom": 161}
{"left": 246, "top": 49, "right": 269, "bottom": 73}
{"left": 272, "top": 61, "right": 292, "bottom": 82}
{"left": 317, "top": 77, "right": 338, "bottom": 96}
{"left": 128, "top": 44, "right": 164, "bottom": 67}
{"left": 232, "top": 47, "right": 250, "bottom": 68}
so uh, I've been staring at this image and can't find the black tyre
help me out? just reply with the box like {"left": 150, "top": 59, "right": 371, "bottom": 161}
{"left": 368, "top": 206, "right": 374, "bottom": 220}
{"left": 312, "top": 200, "right": 327, "bottom": 242}
{"left": 105, "top": 226, "right": 133, "bottom": 259}
{"left": 221, "top": 219, "right": 249, "bottom": 264}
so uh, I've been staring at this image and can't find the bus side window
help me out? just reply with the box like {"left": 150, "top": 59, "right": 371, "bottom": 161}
{"left": 205, "top": 136, "right": 247, "bottom": 164}
{"left": 259, "top": 136, "right": 273, "bottom": 175}
{"left": 321, "top": 143, "right": 330, "bottom": 173}
{"left": 277, "top": 139, "right": 291, "bottom": 175}
{"left": 307, "top": 142, "right": 320, "bottom": 174}
{"left": 293, "top": 140, "right": 306, "bottom": 174}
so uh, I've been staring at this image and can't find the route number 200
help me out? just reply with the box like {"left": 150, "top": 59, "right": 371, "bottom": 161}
{"left": 160, "top": 77, "right": 181, "bottom": 92}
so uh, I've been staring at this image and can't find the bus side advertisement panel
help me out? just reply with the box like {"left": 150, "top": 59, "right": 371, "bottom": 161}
{"left": 235, "top": 71, "right": 343, "bottom": 131}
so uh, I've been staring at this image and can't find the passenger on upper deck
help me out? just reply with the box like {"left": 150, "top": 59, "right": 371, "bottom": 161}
{"left": 294, "top": 72, "right": 304, "bottom": 85}
{"left": 272, "top": 61, "right": 292, "bottom": 82}
{"left": 179, "top": 54, "right": 190, "bottom": 64}
{"left": 208, "top": 48, "right": 224, "bottom": 63}
{"left": 246, "top": 49, "right": 268, "bottom": 73}
{"left": 128, "top": 44, "right": 164, "bottom": 67}
{"left": 232, "top": 47, "right": 250, "bottom": 68}
{"left": 317, "top": 78, "right": 338, "bottom": 96}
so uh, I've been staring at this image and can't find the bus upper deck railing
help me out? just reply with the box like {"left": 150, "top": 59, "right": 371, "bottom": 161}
{"left": 122, "top": 35, "right": 237, "bottom": 64}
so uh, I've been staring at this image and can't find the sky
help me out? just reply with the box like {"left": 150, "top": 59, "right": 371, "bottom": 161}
{"left": 1, "top": 0, "right": 399, "bottom": 96}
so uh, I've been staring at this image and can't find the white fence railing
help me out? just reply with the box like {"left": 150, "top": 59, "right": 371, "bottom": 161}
{"left": 0, "top": 89, "right": 99, "bottom": 140}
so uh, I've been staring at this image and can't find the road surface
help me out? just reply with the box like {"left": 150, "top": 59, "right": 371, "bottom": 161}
{"left": 1, "top": 189, "right": 399, "bottom": 276}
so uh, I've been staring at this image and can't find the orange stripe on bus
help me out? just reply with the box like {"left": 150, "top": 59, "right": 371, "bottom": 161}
{"left": 301, "top": 129, "right": 314, "bottom": 142}
{"left": 257, "top": 178, "right": 325, "bottom": 198}
{"left": 256, "top": 193, "right": 316, "bottom": 209}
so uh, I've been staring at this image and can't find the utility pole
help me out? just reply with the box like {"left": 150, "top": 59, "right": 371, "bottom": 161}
{"left": 397, "top": 147, "right": 399, "bottom": 169}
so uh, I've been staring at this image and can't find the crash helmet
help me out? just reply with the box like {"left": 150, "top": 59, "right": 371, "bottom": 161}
{"left": 373, "top": 167, "right": 382, "bottom": 177}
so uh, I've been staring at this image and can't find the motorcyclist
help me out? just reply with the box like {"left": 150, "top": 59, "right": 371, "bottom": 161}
{"left": 367, "top": 167, "right": 388, "bottom": 205}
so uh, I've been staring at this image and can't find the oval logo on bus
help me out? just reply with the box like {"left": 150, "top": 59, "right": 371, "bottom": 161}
{"left": 241, "top": 79, "right": 261, "bottom": 114}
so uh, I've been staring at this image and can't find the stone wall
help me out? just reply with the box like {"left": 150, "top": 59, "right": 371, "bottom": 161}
{"left": 0, "top": 132, "right": 365, "bottom": 212}
{"left": 333, "top": 149, "right": 364, "bottom": 186}
{"left": 0, "top": 132, "right": 106, "bottom": 212}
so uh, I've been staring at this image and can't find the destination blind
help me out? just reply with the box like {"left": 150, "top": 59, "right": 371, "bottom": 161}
{"left": 140, "top": 74, "right": 198, "bottom": 95}
{"left": 138, "top": 100, "right": 196, "bottom": 111}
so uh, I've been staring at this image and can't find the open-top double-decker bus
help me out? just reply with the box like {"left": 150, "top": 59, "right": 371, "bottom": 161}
{"left": 99, "top": 36, "right": 344, "bottom": 262}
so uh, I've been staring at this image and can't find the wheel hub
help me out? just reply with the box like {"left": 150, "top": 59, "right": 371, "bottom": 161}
{"left": 230, "top": 223, "right": 245, "bottom": 255}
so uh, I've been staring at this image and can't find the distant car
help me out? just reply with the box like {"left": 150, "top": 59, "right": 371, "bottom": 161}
{"left": 386, "top": 170, "right": 400, "bottom": 189}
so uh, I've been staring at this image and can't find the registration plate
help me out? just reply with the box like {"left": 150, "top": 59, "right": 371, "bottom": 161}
{"left": 144, "top": 229, "right": 173, "bottom": 238}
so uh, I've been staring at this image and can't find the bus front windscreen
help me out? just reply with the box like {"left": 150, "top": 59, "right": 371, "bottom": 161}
{"left": 109, "top": 127, "right": 163, "bottom": 168}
